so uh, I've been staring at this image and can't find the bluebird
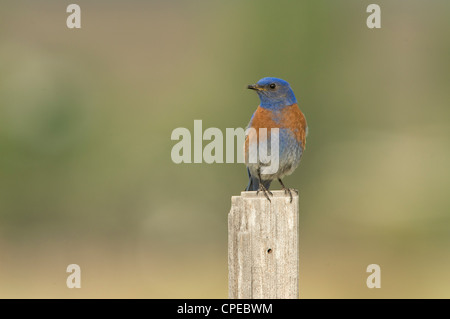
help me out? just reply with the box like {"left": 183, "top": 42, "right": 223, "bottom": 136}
{"left": 244, "top": 77, "right": 308, "bottom": 203}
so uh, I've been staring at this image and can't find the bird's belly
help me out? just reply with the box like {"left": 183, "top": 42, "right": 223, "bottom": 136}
{"left": 247, "top": 128, "right": 303, "bottom": 180}
{"left": 277, "top": 129, "right": 303, "bottom": 177}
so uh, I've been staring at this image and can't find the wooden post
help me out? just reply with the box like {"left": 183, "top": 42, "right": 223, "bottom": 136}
{"left": 228, "top": 190, "right": 299, "bottom": 299}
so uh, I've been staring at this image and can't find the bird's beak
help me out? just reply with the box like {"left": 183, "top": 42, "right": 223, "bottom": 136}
{"left": 247, "top": 84, "right": 262, "bottom": 91}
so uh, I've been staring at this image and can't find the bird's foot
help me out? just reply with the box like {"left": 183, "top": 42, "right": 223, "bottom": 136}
{"left": 257, "top": 184, "right": 273, "bottom": 202}
{"left": 278, "top": 178, "right": 298, "bottom": 203}
{"left": 282, "top": 187, "right": 298, "bottom": 203}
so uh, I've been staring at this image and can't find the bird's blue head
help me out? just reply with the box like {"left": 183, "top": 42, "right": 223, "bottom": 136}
{"left": 247, "top": 77, "right": 297, "bottom": 110}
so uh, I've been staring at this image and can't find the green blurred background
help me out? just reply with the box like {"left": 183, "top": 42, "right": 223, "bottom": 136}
{"left": 0, "top": 0, "right": 449, "bottom": 298}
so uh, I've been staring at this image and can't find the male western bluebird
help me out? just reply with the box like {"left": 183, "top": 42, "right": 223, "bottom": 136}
{"left": 244, "top": 77, "right": 308, "bottom": 203}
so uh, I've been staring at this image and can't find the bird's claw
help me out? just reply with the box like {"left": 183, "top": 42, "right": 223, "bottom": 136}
{"left": 257, "top": 184, "right": 273, "bottom": 202}
{"left": 282, "top": 187, "right": 298, "bottom": 203}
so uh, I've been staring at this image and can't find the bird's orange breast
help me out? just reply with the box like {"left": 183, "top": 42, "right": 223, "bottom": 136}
{"left": 278, "top": 103, "right": 307, "bottom": 149}
{"left": 247, "top": 104, "right": 307, "bottom": 148}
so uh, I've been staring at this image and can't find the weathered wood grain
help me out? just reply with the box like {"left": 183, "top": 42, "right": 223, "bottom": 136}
{"left": 228, "top": 190, "right": 299, "bottom": 299}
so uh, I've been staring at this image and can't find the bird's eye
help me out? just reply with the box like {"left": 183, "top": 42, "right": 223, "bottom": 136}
{"left": 269, "top": 83, "right": 276, "bottom": 89}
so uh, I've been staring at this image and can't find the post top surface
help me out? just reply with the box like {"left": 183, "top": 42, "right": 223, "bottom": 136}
{"left": 235, "top": 190, "right": 299, "bottom": 198}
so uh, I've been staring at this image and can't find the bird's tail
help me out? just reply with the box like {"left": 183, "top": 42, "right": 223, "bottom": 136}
{"left": 245, "top": 168, "right": 272, "bottom": 191}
